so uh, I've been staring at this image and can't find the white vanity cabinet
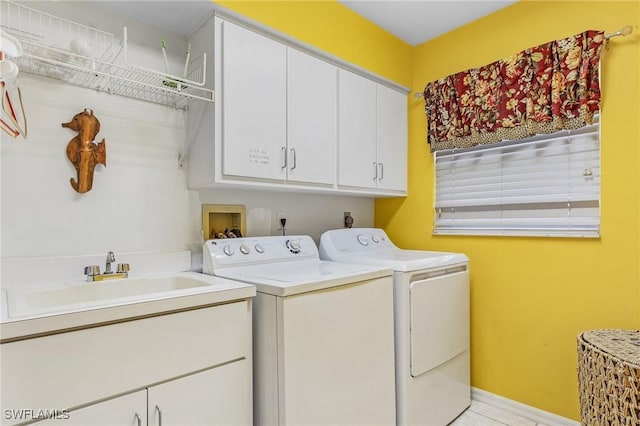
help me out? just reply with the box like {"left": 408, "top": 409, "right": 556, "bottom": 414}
{"left": 337, "top": 70, "right": 407, "bottom": 193}
{"left": 147, "top": 360, "right": 249, "bottom": 426}
{"left": 33, "top": 361, "right": 250, "bottom": 426}
{"left": 31, "top": 390, "right": 148, "bottom": 426}
{"left": 187, "top": 13, "right": 407, "bottom": 196}
{"left": 1, "top": 300, "right": 253, "bottom": 426}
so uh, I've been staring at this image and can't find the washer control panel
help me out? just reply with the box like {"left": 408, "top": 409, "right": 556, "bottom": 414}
{"left": 203, "top": 235, "right": 318, "bottom": 273}
{"left": 286, "top": 239, "right": 302, "bottom": 254}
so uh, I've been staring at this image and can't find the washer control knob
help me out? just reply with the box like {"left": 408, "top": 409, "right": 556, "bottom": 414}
{"left": 255, "top": 244, "right": 265, "bottom": 254}
{"left": 240, "top": 244, "right": 250, "bottom": 255}
{"left": 223, "top": 244, "right": 234, "bottom": 256}
{"left": 357, "top": 234, "right": 369, "bottom": 246}
{"left": 286, "top": 239, "right": 301, "bottom": 254}
{"left": 371, "top": 234, "right": 379, "bottom": 243}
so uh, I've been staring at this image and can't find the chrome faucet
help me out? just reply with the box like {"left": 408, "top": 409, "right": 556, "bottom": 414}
{"left": 105, "top": 251, "right": 115, "bottom": 274}
{"left": 84, "top": 251, "right": 130, "bottom": 282}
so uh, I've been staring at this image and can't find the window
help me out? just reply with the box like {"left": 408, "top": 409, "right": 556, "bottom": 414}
{"left": 433, "top": 117, "right": 600, "bottom": 237}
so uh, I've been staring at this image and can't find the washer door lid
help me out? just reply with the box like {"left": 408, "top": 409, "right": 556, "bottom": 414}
{"left": 409, "top": 270, "right": 469, "bottom": 377}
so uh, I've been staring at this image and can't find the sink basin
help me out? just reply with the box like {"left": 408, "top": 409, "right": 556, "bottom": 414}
{"left": 4, "top": 274, "right": 239, "bottom": 320}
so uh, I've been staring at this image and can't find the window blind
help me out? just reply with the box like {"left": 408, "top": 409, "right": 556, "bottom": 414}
{"left": 433, "top": 117, "right": 600, "bottom": 237}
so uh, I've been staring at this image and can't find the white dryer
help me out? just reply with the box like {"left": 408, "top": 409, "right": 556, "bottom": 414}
{"left": 202, "top": 235, "right": 397, "bottom": 426}
{"left": 320, "top": 228, "right": 470, "bottom": 426}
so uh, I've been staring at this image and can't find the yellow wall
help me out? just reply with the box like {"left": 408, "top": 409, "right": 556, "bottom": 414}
{"left": 376, "top": 1, "right": 640, "bottom": 420}
{"left": 213, "top": 0, "right": 639, "bottom": 421}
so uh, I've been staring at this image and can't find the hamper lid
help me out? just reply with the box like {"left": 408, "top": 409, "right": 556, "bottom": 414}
{"left": 580, "top": 329, "right": 640, "bottom": 366}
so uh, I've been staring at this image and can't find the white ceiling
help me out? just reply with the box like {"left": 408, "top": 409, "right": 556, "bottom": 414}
{"left": 338, "top": 0, "right": 517, "bottom": 46}
{"left": 95, "top": 1, "right": 217, "bottom": 38}
{"left": 97, "top": 0, "right": 517, "bottom": 46}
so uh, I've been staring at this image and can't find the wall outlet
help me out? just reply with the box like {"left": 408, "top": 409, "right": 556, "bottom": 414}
{"left": 344, "top": 211, "right": 354, "bottom": 228}
{"left": 277, "top": 211, "right": 288, "bottom": 233}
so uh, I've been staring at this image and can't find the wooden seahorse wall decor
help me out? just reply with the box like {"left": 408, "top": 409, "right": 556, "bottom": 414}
{"left": 61, "top": 109, "right": 106, "bottom": 193}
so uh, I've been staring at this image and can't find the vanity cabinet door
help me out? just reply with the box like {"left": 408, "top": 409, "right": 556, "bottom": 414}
{"left": 31, "top": 390, "right": 147, "bottom": 426}
{"left": 147, "top": 359, "right": 250, "bottom": 426}
{"left": 220, "top": 19, "right": 287, "bottom": 181}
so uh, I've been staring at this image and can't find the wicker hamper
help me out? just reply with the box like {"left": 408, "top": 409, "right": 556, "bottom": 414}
{"left": 578, "top": 329, "right": 640, "bottom": 426}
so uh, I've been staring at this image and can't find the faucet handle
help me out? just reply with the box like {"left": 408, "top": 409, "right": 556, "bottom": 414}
{"left": 84, "top": 265, "right": 100, "bottom": 276}
{"left": 117, "top": 263, "right": 130, "bottom": 274}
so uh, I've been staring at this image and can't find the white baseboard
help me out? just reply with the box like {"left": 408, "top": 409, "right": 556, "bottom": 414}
{"left": 471, "top": 387, "right": 580, "bottom": 426}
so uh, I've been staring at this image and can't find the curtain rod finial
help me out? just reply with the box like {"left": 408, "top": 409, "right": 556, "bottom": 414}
{"left": 606, "top": 25, "right": 633, "bottom": 39}
{"left": 621, "top": 25, "right": 633, "bottom": 36}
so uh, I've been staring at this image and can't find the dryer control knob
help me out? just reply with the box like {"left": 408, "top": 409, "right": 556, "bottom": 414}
{"left": 240, "top": 244, "right": 250, "bottom": 255}
{"left": 357, "top": 234, "right": 369, "bottom": 246}
{"left": 255, "top": 244, "right": 265, "bottom": 253}
{"left": 223, "top": 244, "right": 235, "bottom": 256}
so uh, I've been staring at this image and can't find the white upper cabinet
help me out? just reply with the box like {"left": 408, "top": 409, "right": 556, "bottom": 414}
{"left": 376, "top": 84, "right": 408, "bottom": 192}
{"left": 219, "top": 20, "right": 337, "bottom": 186}
{"left": 338, "top": 70, "right": 407, "bottom": 194}
{"left": 337, "top": 69, "right": 378, "bottom": 189}
{"left": 220, "top": 20, "right": 288, "bottom": 181}
{"left": 187, "top": 14, "right": 408, "bottom": 197}
{"left": 287, "top": 48, "right": 337, "bottom": 186}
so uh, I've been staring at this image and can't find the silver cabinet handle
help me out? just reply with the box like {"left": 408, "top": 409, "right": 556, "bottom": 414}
{"left": 155, "top": 405, "right": 162, "bottom": 426}
{"left": 281, "top": 146, "right": 287, "bottom": 169}
{"left": 134, "top": 413, "right": 142, "bottom": 426}
{"left": 290, "top": 148, "right": 297, "bottom": 170}
{"left": 378, "top": 162, "right": 384, "bottom": 181}
{"left": 373, "top": 162, "right": 378, "bottom": 181}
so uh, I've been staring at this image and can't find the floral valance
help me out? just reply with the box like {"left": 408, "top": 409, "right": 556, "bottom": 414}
{"left": 423, "top": 30, "right": 606, "bottom": 152}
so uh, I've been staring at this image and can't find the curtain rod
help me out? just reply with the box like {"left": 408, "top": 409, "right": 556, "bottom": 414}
{"left": 413, "top": 25, "right": 634, "bottom": 100}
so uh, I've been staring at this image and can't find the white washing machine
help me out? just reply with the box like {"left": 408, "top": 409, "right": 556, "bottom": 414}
{"left": 319, "top": 228, "right": 470, "bottom": 426}
{"left": 202, "top": 235, "right": 397, "bottom": 426}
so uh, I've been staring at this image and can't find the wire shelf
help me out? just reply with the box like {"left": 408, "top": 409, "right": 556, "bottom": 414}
{"left": 1, "top": 1, "right": 213, "bottom": 109}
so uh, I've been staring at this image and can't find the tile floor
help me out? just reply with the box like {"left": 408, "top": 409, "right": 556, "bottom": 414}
{"left": 450, "top": 400, "right": 551, "bottom": 426}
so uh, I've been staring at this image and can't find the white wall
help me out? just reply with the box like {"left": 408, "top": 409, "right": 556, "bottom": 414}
{"left": 0, "top": 74, "right": 374, "bottom": 279}
{"left": 198, "top": 188, "right": 373, "bottom": 242}
{"left": 0, "top": 75, "right": 199, "bottom": 259}
{"left": 0, "top": 2, "right": 375, "bottom": 286}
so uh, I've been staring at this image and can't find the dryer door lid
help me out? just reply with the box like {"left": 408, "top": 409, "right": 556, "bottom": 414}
{"left": 409, "top": 270, "right": 469, "bottom": 377}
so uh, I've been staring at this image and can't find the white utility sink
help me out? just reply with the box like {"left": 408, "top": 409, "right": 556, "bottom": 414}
{"left": 6, "top": 275, "right": 214, "bottom": 319}
{"left": 3, "top": 272, "right": 255, "bottom": 321}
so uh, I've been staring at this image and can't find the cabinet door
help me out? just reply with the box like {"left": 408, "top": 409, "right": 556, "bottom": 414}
{"left": 220, "top": 20, "right": 287, "bottom": 181}
{"left": 376, "top": 84, "right": 408, "bottom": 192}
{"left": 32, "top": 390, "right": 146, "bottom": 426}
{"left": 148, "top": 359, "right": 250, "bottom": 426}
{"left": 287, "top": 48, "right": 337, "bottom": 185}
{"left": 337, "top": 69, "right": 377, "bottom": 189}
